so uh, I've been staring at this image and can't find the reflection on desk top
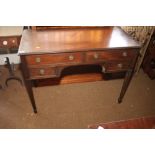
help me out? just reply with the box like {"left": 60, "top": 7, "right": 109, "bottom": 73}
{"left": 18, "top": 26, "right": 141, "bottom": 55}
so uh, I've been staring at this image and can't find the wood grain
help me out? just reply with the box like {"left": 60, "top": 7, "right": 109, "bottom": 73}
{"left": 19, "top": 26, "right": 141, "bottom": 113}
{"left": 25, "top": 52, "right": 83, "bottom": 66}
{"left": 19, "top": 27, "right": 140, "bottom": 55}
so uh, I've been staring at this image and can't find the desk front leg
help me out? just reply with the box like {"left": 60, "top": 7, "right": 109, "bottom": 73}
{"left": 24, "top": 79, "right": 37, "bottom": 113}
{"left": 20, "top": 56, "right": 37, "bottom": 113}
{"left": 118, "top": 69, "right": 134, "bottom": 103}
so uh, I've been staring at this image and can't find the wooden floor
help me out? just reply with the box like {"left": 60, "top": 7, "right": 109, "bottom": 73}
{"left": 0, "top": 65, "right": 155, "bottom": 128}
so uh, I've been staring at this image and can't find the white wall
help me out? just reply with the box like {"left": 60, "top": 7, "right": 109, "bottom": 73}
{"left": 0, "top": 53, "right": 20, "bottom": 65}
{"left": 0, "top": 26, "right": 23, "bottom": 65}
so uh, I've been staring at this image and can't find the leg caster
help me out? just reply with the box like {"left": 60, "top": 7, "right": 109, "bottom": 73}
{"left": 118, "top": 98, "right": 122, "bottom": 104}
{"left": 34, "top": 109, "right": 37, "bottom": 113}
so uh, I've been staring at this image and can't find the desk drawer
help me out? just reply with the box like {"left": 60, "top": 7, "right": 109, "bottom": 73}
{"left": 25, "top": 53, "right": 83, "bottom": 66}
{"left": 86, "top": 50, "right": 136, "bottom": 62}
{"left": 29, "top": 67, "right": 57, "bottom": 79}
{"left": 103, "top": 61, "right": 131, "bottom": 73}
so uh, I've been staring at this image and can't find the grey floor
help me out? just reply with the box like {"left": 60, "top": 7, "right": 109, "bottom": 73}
{"left": 0, "top": 66, "right": 155, "bottom": 128}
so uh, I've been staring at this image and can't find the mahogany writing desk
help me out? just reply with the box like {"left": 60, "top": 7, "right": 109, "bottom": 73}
{"left": 18, "top": 27, "right": 141, "bottom": 113}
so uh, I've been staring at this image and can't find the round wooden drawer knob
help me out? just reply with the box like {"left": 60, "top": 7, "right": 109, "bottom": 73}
{"left": 102, "top": 65, "right": 106, "bottom": 73}
{"left": 69, "top": 55, "right": 74, "bottom": 61}
{"left": 35, "top": 57, "right": 41, "bottom": 63}
{"left": 3, "top": 40, "right": 8, "bottom": 45}
{"left": 39, "top": 69, "right": 45, "bottom": 75}
{"left": 12, "top": 40, "right": 15, "bottom": 43}
{"left": 117, "top": 63, "right": 123, "bottom": 68}
{"left": 122, "top": 52, "right": 127, "bottom": 57}
{"left": 94, "top": 53, "right": 99, "bottom": 59}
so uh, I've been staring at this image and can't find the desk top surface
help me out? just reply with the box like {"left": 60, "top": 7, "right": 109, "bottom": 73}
{"left": 19, "top": 27, "right": 141, "bottom": 55}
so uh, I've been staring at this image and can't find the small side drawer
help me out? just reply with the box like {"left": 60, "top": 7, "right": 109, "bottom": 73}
{"left": 29, "top": 67, "right": 57, "bottom": 79}
{"left": 103, "top": 61, "right": 131, "bottom": 73}
{"left": 86, "top": 50, "right": 136, "bottom": 62}
{"left": 25, "top": 52, "right": 83, "bottom": 66}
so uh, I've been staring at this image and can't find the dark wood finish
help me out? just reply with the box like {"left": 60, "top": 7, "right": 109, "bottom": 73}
{"left": 118, "top": 51, "right": 139, "bottom": 103}
{"left": 118, "top": 69, "right": 133, "bottom": 103}
{"left": 34, "top": 67, "right": 126, "bottom": 87}
{"left": 19, "top": 27, "right": 140, "bottom": 113}
{"left": 25, "top": 52, "right": 83, "bottom": 66}
{"left": 88, "top": 116, "right": 155, "bottom": 129}
{"left": 29, "top": 67, "right": 57, "bottom": 79}
{"left": 24, "top": 80, "right": 37, "bottom": 113}
{"left": 31, "top": 26, "right": 105, "bottom": 31}
{"left": 142, "top": 30, "right": 155, "bottom": 79}
{"left": 20, "top": 56, "right": 37, "bottom": 113}
{"left": 85, "top": 50, "right": 136, "bottom": 62}
{"left": 19, "top": 27, "right": 139, "bottom": 55}
{"left": 105, "top": 61, "right": 131, "bottom": 73}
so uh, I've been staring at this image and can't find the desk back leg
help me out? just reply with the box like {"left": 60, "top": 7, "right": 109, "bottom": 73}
{"left": 118, "top": 69, "right": 133, "bottom": 103}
